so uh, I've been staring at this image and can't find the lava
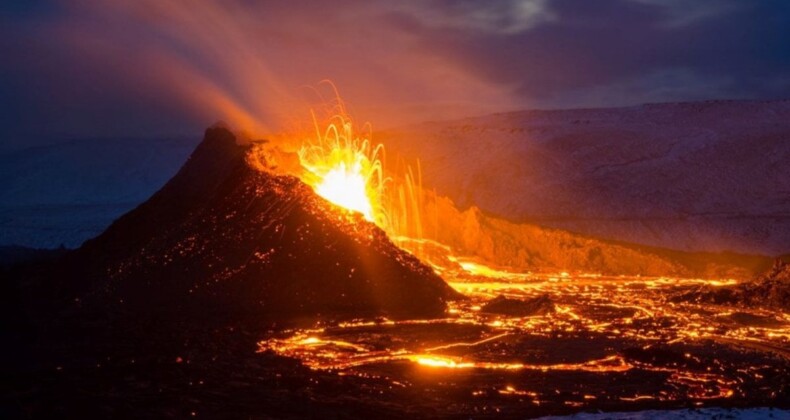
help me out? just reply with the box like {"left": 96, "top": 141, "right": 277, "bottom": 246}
{"left": 251, "top": 94, "right": 790, "bottom": 412}
{"left": 276, "top": 92, "right": 432, "bottom": 257}
{"left": 297, "top": 110, "right": 385, "bottom": 225}
{"left": 258, "top": 264, "right": 789, "bottom": 406}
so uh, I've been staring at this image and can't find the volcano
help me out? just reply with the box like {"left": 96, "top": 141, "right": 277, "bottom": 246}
{"left": 60, "top": 124, "right": 458, "bottom": 321}
{"left": 4, "top": 123, "right": 789, "bottom": 419}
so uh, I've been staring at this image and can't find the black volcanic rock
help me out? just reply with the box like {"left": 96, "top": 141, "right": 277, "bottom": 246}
{"left": 481, "top": 294, "right": 555, "bottom": 316}
{"left": 67, "top": 125, "right": 459, "bottom": 321}
{"left": 671, "top": 259, "right": 790, "bottom": 311}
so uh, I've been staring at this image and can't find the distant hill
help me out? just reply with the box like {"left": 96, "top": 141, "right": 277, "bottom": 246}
{"left": 380, "top": 99, "right": 790, "bottom": 256}
{"left": 0, "top": 137, "right": 198, "bottom": 248}
{"left": 4, "top": 99, "right": 789, "bottom": 257}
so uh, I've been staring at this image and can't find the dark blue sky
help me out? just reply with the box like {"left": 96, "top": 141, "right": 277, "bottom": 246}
{"left": 2, "top": 0, "right": 789, "bottom": 148}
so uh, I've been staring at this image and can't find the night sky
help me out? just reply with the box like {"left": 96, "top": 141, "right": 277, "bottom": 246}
{"left": 1, "top": 0, "right": 789, "bottom": 148}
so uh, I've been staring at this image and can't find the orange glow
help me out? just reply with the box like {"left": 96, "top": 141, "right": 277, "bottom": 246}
{"left": 289, "top": 91, "right": 431, "bottom": 247}
{"left": 298, "top": 111, "right": 384, "bottom": 224}
{"left": 409, "top": 354, "right": 631, "bottom": 372}
{"left": 451, "top": 257, "right": 527, "bottom": 280}
{"left": 315, "top": 162, "right": 374, "bottom": 220}
{"left": 413, "top": 356, "right": 475, "bottom": 369}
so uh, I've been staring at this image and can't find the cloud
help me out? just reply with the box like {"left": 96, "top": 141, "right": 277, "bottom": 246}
{"left": 387, "top": 0, "right": 790, "bottom": 107}
{"left": 1, "top": 0, "right": 789, "bottom": 147}
{"left": 394, "top": 1, "right": 555, "bottom": 35}
{"left": 542, "top": 68, "right": 741, "bottom": 108}
{"left": 628, "top": 0, "right": 740, "bottom": 27}
{"left": 0, "top": 0, "right": 520, "bottom": 145}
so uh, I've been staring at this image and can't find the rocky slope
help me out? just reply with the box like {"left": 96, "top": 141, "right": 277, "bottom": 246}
{"left": 407, "top": 195, "right": 773, "bottom": 279}
{"left": 380, "top": 100, "right": 790, "bottom": 255}
{"left": 671, "top": 259, "right": 790, "bottom": 311}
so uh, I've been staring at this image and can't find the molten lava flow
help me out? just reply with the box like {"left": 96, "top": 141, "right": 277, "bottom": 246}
{"left": 298, "top": 112, "right": 386, "bottom": 226}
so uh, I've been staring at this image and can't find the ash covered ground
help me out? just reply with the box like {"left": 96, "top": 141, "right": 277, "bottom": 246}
{"left": 3, "top": 263, "right": 789, "bottom": 418}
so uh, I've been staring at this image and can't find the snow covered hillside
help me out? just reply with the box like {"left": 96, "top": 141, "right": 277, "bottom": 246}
{"left": 380, "top": 100, "right": 790, "bottom": 255}
{"left": 0, "top": 137, "right": 198, "bottom": 248}
{"left": 3, "top": 100, "right": 789, "bottom": 256}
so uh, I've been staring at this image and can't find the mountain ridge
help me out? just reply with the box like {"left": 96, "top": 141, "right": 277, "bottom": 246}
{"left": 380, "top": 99, "right": 790, "bottom": 255}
